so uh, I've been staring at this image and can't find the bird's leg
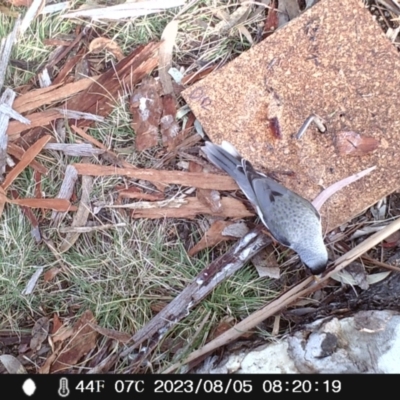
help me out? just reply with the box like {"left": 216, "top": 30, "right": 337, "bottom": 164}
{"left": 295, "top": 114, "right": 327, "bottom": 139}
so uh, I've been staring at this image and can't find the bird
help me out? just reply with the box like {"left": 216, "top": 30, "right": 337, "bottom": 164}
{"left": 202, "top": 140, "right": 328, "bottom": 275}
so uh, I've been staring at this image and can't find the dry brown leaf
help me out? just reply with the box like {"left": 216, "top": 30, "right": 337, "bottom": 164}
{"left": 51, "top": 310, "right": 98, "bottom": 373}
{"left": 30, "top": 316, "right": 50, "bottom": 351}
{"left": 210, "top": 317, "right": 235, "bottom": 340}
{"left": 39, "top": 342, "right": 62, "bottom": 374}
{"left": 264, "top": 0, "right": 278, "bottom": 35}
{"left": 251, "top": 246, "right": 280, "bottom": 279}
{"left": 52, "top": 324, "right": 74, "bottom": 343}
{"left": 89, "top": 37, "right": 124, "bottom": 61}
{"left": 188, "top": 220, "right": 234, "bottom": 256}
{"left": 88, "top": 323, "right": 130, "bottom": 343}
{"left": 52, "top": 314, "right": 63, "bottom": 334}
{"left": 159, "top": 20, "right": 178, "bottom": 95}
{"left": 334, "top": 131, "right": 379, "bottom": 156}
{"left": 130, "top": 76, "right": 162, "bottom": 150}
{"left": 2, "top": 135, "right": 51, "bottom": 190}
{"left": 44, "top": 267, "right": 62, "bottom": 282}
{"left": 73, "top": 163, "right": 238, "bottom": 190}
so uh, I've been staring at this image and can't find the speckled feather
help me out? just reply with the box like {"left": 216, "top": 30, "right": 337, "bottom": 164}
{"left": 202, "top": 141, "right": 328, "bottom": 274}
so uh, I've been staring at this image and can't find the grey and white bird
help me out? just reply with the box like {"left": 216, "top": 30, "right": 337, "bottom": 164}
{"left": 202, "top": 141, "right": 328, "bottom": 275}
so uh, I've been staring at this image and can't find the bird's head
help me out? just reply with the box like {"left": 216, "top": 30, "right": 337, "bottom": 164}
{"left": 293, "top": 241, "right": 329, "bottom": 275}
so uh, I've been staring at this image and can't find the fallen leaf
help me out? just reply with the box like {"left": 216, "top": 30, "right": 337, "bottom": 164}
{"left": 52, "top": 324, "right": 74, "bottom": 343}
{"left": 52, "top": 314, "right": 63, "bottom": 334}
{"left": 0, "top": 355, "right": 27, "bottom": 374}
{"left": 44, "top": 267, "right": 62, "bottom": 282}
{"left": 89, "top": 37, "right": 124, "bottom": 61}
{"left": 130, "top": 76, "right": 162, "bottom": 150}
{"left": 210, "top": 317, "right": 234, "bottom": 340}
{"left": 21, "top": 267, "right": 44, "bottom": 295}
{"left": 263, "top": 0, "right": 278, "bottom": 34}
{"left": 222, "top": 221, "right": 249, "bottom": 238}
{"left": 73, "top": 163, "right": 238, "bottom": 190}
{"left": 51, "top": 310, "right": 98, "bottom": 373}
{"left": 312, "top": 166, "right": 376, "bottom": 211}
{"left": 88, "top": 323, "right": 130, "bottom": 343}
{"left": 383, "top": 230, "right": 400, "bottom": 248}
{"left": 188, "top": 220, "right": 234, "bottom": 256}
{"left": 61, "top": 0, "right": 185, "bottom": 20}
{"left": 159, "top": 20, "right": 178, "bottom": 95}
{"left": 30, "top": 317, "right": 50, "bottom": 351}
{"left": 334, "top": 131, "right": 379, "bottom": 156}
{"left": 39, "top": 342, "right": 62, "bottom": 374}
{"left": 251, "top": 246, "right": 280, "bottom": 279}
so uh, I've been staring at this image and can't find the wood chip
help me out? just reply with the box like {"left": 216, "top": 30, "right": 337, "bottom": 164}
{"left": 130, "top": 76, "right": 162, "bottom": 150}
{"left": 73, "top": 163, "right": 238, "bottom": 190}
{"left": 59, "top": 174, "right": 93, "bottom": 253}
{"left": 2, "top": 135, "right": 51, "bottom": 190}
{"left": 130, "top": 196, "right": 253, "bottom": 219}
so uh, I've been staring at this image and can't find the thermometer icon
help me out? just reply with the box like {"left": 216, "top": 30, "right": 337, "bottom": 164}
{"left": 58, "top": 378, "right": 70, "bottom": 398}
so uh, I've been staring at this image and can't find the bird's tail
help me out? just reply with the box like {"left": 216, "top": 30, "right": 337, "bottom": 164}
{"left": 202, "top": 141, "right": 242, "bottom": 176}
{"left": 202, "top": 141, "right": 256, "bottom": 204}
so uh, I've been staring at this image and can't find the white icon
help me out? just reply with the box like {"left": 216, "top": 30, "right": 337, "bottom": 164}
{"left": 22, "top": 379, "right": 36, "bottom": 396}
{"left": 58, "top": 378, "right": 70, "bottom": 398}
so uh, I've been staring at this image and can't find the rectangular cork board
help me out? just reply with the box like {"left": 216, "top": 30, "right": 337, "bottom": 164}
{"left": 183, "top": 0, "right": 400, "bottom": 232}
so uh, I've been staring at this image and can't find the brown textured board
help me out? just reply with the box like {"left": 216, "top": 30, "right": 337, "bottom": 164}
{"left": 183, "top": 0, "right": 400, "bottom": 232}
